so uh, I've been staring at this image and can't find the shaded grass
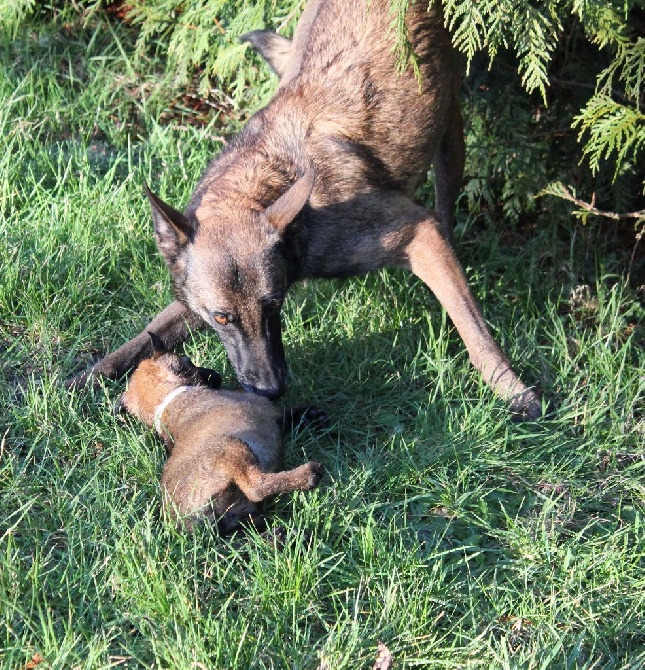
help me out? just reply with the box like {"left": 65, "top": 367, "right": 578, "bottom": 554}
{"left": 1, "top": 12, "right": 644, "bottom": 670}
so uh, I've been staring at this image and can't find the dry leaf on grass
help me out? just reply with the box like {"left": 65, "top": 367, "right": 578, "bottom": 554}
{"left": 373, "top": 641, "right": 393, "bottom": 670}
{"left": 25, "top": 653, "right": 44, "bottom": 670}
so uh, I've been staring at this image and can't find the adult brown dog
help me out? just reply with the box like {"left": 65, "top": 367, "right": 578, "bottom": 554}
{"left": 71, "top": 0, "right": 541, "bottom": 420}
{"left": 120, "top": 333, "right": 324, "bottom": 532}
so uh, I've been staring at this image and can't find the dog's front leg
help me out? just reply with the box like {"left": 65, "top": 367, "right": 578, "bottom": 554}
{"left": 65, "top": 300, "right": 206, "bottom": 390}
{"left": 393, "top": 207, "right": 541, "bottom": 420}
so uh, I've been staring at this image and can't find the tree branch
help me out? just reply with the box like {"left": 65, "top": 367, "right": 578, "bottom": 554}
{"left": 551, "top": 185, "right": 645, "bottom": 222}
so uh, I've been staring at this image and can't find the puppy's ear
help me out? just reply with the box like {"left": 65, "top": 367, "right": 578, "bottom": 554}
{"left": 148, "top": 331, "right": 167, "bottom": 359}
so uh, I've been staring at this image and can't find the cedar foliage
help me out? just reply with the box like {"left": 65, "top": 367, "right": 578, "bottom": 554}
{"left": 3, "top": 0, "right": 643, "bottom": 232}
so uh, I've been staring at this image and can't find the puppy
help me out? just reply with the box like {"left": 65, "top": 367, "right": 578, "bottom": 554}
{"left": 120, "top": 333, "right": 324, "bottom": 533}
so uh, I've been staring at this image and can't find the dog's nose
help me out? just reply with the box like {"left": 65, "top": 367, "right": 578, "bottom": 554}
{"left": 241, "top": 383, "right": 286, "bottom": 399}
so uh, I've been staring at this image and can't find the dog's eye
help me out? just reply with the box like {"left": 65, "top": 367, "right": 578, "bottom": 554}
{"left": 212, "top": 313, "right": 230, "bottom": 326}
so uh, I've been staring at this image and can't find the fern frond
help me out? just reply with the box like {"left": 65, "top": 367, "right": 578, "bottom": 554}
{"left": 574, "top": 94, "right": 645, "bottom": 175}
{"left": 571, "top": 1, "right": 627, "bottom": 50}
{"left": 389, "top": 0, "right": 422, "bottom": 81}
{"left": 512, "top": 3, "right": 560, "bottom": 99}
{"left": 442, "top": 0, "right": 487, "bottom": 65}
{"left": 541, "top": 181, "right": 645, "bottom": 226}
{"left": 599, "top": 38, "right": 645, "bottom": 109}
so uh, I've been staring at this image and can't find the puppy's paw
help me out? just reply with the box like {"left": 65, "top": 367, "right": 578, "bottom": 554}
{"left": 292, "top": 405, "right": 329, "bottom": 425}
{"left": 303, "top": 461, "right": 324, "bottom": 489}
{"left": 283, "top": 405, "right": 329, "bottom": 432}
{"left": 303, "top": 406, "right": 328, "bottom": 424}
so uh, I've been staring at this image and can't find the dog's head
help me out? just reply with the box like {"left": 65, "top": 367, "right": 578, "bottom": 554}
{"left": 118, "top": 333, "right": 222, "bottom": 423}
{"left": 145, "top": 171, "right": 314, "bottom": 399}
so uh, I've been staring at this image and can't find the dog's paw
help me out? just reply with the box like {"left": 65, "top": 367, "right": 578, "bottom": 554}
{"left": 64, "top": 369, "right": 101, "bottom": 391}
{"left": 509, "top": 389, "right": 542, "bottom": 422}
{"left": 304, "top": 461, "right": 324, "bottom": 489}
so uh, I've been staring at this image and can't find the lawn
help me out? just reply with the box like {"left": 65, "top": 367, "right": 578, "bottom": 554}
{"left": 1, "top": 10, "right": 643, "bottom": 670}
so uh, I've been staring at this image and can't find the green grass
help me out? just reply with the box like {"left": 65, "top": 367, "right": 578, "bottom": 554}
{"left": 1, "top": 13, "right": 644, "bottom": 670}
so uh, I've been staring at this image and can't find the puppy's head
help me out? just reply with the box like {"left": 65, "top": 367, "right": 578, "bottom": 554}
{"left": 118, "top": 332, "right": 221, "bottom": 425}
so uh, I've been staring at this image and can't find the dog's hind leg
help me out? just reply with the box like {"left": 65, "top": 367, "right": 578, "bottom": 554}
{"left": 65, "top": 300, "right": 207, "bottom": 390}
{"left": 223, "top": 438, "right": 324, "bottom": 502}
{"left": 433, "top": 86, "right": 465, "bottom": 242}
{"left": 390, "top": 201, "right": 541, "bottom": 419}
{"left": 237, "top": 461, "right": 324, "bottom": 502}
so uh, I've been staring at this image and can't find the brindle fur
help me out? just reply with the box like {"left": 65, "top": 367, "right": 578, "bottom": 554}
{"left": 70, "top": 0, "right": 541, "bottom": 420}
{"left": 120, "top": 336, "right": 324, "bottom": 533}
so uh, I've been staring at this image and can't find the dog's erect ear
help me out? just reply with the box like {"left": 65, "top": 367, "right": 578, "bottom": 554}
{"left": 144, "top": 182, "right": 195, "bottom": 266}
{"left": 148, "top": 331, "right": 167, "bottom": 358}
{"left": 265, "top": 170, "right": 315, "bottom": 233}
{"left": 240, "top": 30, "right": 292, "bottom": 77}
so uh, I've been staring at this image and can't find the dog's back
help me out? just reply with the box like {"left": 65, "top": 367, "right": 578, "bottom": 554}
{"left": 281, "top": 0, "right": 459, "bottom": 195}
{"left": 208, "top": 1, "right": 459, "bottom": 208}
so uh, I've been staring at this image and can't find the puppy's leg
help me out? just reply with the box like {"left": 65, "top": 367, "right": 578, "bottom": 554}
{"left": 66, "top": 300, "right": 206, "bottom": 390}
{"left": 390, "top": 202, "right": 541, "bottom": 419}
{"left": 240, "top": 0, "right": 323, "bottom": 85}
{"left": 238, "top": 462, "right": 325, "bottom": 502}
{"left": 225, "top": 439, "right": 324, "bottom": 502}
{"left": 197, "top": 366, "right": 222, "bottom": 389}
